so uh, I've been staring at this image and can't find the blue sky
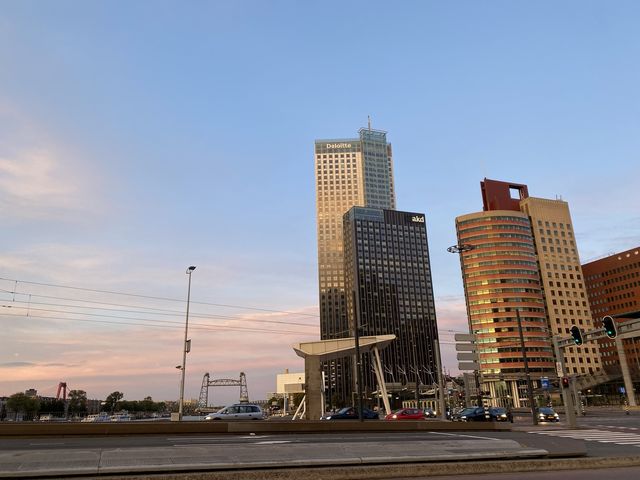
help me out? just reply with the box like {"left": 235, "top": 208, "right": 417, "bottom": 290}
{"left": 1, "top": 1, "right": 639, "bottom": 405}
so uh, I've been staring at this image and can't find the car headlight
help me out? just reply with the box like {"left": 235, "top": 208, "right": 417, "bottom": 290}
{"left": 391, "top": 414, "right": 397, "bottom": 419}
{"left": 461, "top": 416, "right": 467, "bottom": 420}
{"left": 325, "top": 416, "right": 331, "bottom": 420}
{"left": 500, "top": 414, "right": 507, "bottom": 418}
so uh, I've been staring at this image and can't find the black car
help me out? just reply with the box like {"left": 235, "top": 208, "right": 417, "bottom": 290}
{"left": 452, "top": 406, "right": 506, "bottom": 422}
{"left": 537, "top": 407, "right": 560, "bottom": 422}
{"left": 423, "top": 408, "right": 437, "bottom": 418}
{"left": 322, "top": 407, "right": 379, "bottom": 420}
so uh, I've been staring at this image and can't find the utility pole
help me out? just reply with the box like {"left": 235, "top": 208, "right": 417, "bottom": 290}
{"left": 516, "top": 309, "right": 537, "bottom": 425}
{"left": 352, "top": 291, "right": 364, "bottom": 422}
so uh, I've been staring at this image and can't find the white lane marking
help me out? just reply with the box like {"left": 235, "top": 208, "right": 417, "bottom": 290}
{"left": 166, "top": 436, "right": 268, "bottom": 441}
{"left": 255, "top": 440, "right": 292, "bottom": 444}
{"left": 529, "top": 428, "right": 640, "bottom": 446}
{"left": 428, "top": 431, "right": 502, "bottom": 441}
{"left": 29, "top": 442, "right": 65, "bottom": 446}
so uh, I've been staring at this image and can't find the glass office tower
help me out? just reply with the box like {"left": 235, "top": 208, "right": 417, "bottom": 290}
{"left": 343, "top": 207, "right": 439, "bottom": 407}
{"left": 315, "top": 128, "right": 395, "bottom": 405}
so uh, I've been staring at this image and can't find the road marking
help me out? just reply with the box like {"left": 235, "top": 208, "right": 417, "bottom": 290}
{"left": 29, "top": 442, "right": 65, "bottom": 446}
{"left": 530, "top": 429, "right": 640, "bottom": 446}
{"left": 166, "top": 436, "right": 267, "bottom": 441}
{"left": 428, "top": 431, "right": 502, "bottom": 441}
{"left": 255, "top": 440, "right": 292, "bottom": 444}
{"left": 595, "top": 424, "right": 639, "bottom": 431}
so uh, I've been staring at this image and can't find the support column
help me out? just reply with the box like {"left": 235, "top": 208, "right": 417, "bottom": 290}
{"left": 304, "top": 355, "right": 322, "bottom": 420}
{"left": 554, "top": 337, "right": 577, "bottom": 428}
{"left": 617, "top": 336, "right": 637, "bottom": 407}
{"left": 372, "top": 346, "right": 392, "bottom": 415}
{"left": 435, "top": 340, "right": 446, "bottom": 420}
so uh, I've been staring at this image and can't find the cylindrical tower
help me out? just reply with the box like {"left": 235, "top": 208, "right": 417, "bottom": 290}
{"left": 455, "top": 210, "right": 556, "bottom": 407}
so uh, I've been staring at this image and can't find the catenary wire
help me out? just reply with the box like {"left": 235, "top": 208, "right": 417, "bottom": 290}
{"left": 0, "top": 277, "right": 320, "bottom": 317}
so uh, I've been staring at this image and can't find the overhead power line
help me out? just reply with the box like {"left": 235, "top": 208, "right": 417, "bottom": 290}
{"left": 0, "top": 294, "right": 318, "bottom": 329}
{"left": 0, "top": 309, "right": 316, "bottom": 336}
{"left": 0, "top": 276, "right": 320, "bottom": 318}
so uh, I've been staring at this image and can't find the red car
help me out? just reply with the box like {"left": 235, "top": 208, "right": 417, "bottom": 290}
{"left": 385, "top": 408, "right": 427, "bottom": 420}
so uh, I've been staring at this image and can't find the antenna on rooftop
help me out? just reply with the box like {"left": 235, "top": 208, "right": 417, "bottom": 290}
{"left": 368, "top": 115, "right": 371, "bottom": 131}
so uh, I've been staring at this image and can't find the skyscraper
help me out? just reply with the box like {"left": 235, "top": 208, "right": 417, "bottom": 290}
{"left": 520, "top": 195, "right": 602, "bottom": 376}
{"left": 343, "top": 207, "right": 439, "bottom": 406}
{"left": 315, "top": 127, "right": 395, "bottom": 404}
{"left": 454, "top": 178, "right": 601, "bottom": 407}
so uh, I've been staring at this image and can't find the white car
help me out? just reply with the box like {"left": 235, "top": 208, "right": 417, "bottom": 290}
{"left": 205, "top": 404, "right": 264, "bottom": 421}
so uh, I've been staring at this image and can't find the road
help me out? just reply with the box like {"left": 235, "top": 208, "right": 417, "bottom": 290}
{"left": 1, "top": 410, "right": 640, "bottom": 478}
{"left": 424, "top": 467, "right": 640, "bottom": 480}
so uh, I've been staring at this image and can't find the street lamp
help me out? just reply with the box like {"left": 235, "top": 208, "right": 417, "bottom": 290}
{"left": 178, "top": 265, "right": 196, "bottom": 421}
{"left": 447, "top": 243, "right": 484, "bottom": 407}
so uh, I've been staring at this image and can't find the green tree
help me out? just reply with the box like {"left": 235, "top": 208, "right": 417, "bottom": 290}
{"left": 292, "top": 392, "right": 305, "bottom": 410}
{"left": 104, "top": 391, "right": 124, "bottom": 413}
{"left": 39, "top": 398, "right": 65, "bottom": 416}
{"left": 68, "top": 390, "right": 88, "bottom": 417}
{"left": 140, "top": 396, "right": 155, "bottom": 413}
{"left": 6, "top": 392, "right": 40, "bottom": 420}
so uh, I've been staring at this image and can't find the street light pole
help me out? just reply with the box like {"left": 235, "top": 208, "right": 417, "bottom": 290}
{"left": 516, "top": 309, "right": 538, "bottom": 425}
{"left": 447, "top": 244, "right": 483, "bottom": 406}
{"left": 178, "top": 265, "right": 196, "bottom": 421}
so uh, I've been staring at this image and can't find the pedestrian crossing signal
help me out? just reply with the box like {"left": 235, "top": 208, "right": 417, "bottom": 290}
{"left": 562, "top": 377, "right": 570, "bottom": 388}
{"left": 602, "top": 316, "right": 617, "bottom": 339}
{"left": 570, "top": 325, "right": 583, "bottom": 345}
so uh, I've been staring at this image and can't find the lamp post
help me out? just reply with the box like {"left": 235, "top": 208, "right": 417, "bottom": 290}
{"left": 178, "top": 265, "right": 196, "bottom": 421}
{"left": 447, "top": 243, "right": 483, "bottom": 406}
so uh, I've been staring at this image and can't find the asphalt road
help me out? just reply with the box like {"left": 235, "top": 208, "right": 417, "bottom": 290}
{"left": 2, "top": 411, "right": 639, "bottom": 479}
{"left": 422, "top": 466, "right": 640, "bottom": 480}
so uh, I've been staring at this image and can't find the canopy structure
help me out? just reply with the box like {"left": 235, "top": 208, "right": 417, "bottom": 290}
{"left": 292, "top": 334, "right": 396, "bottom": 420}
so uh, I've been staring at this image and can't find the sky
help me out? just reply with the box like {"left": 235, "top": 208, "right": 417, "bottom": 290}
{"left": 1, "top": 1, "right": 639, "bottom": 406}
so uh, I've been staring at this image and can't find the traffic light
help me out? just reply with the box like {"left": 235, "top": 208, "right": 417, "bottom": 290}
{"left": 602, "top": 316, "right": 617, "bottom": 339}
{"left": 562, "top": 377, "right": 570, "bottom": 388}
{"left": 570, "top": 325, "right": 583, "bottom": 345}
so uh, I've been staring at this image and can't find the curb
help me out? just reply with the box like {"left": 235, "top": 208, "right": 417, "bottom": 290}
{"left": 6, "top": 456, "right": 640, "bottom": 480}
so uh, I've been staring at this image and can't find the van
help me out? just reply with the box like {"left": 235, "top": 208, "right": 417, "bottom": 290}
{"left": 204, "top": 404, "right": 264, "bottom": 421}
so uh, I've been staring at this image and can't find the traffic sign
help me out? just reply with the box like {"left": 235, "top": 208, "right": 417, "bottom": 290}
{"left": 458, "top": 362, "right": 480, "bottom": 371}
{"left": 454, "top": 333, "right": 475, "bottom": 342}
{"left": 456, "top": 352, "right": 478, "bottom": 362}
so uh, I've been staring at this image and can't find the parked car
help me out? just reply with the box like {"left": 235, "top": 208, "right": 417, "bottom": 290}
{"left": 322, "top": 407, "right": 379, "bottom": 420}
{"left": 537, "top": 407, "right": 560, "bottom": 423}
{"left": 385, "top": 408, "right": 428, "bottom": 421}
{"left": 204, "top": 404, "right": 264, "bottom": 421}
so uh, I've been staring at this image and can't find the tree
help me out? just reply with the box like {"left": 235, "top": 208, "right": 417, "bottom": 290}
{"left": 6, "top": 392, "right": 40, "bottom": 420}
{"left": 68, "top": 390, "right": 88, "bottom": 416}
{"left": 292, "top": 392, "right": 305, "bottom": 410}
{"left": 104, "top": 391, "right": 124, "bottom": 413}
{"left": 39, "top": 398, "right": 65, "bottom": 416}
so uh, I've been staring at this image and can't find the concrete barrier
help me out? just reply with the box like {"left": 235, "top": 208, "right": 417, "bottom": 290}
{"left": 0, "top": 420, "right": 510, "bottom": 437}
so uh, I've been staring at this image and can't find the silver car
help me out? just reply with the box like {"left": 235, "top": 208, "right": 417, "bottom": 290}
{"left": 205, "top": 404, "right": 264, "bottom": 421}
